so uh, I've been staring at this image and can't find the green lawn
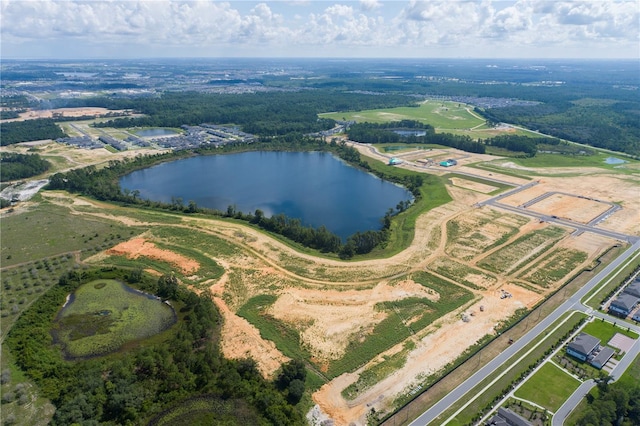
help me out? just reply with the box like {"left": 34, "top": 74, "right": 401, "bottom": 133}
{"left": 489, "top": 152, "right": 640, "bottom": 174}
{"left": 320, "top": 100, "right": 484, "bottom": 130}
{"left": 582, "top": 319, "right": 639, "bottom": 342}
{"left": 514, "top": 363, "right": 581, "bottom": 412}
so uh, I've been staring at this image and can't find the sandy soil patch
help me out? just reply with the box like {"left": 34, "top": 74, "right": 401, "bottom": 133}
{"left": 106, "top": 237, "right": 199, "bottom": 274}
{"left": 497, "top": 174, "right": 639, "bottom": 237}
{"left": 499, "top": 185, "right": 548, "bottom": 207}
{"left": 527, "top": 193, "right": 612, "bottom": 224}
{"left": 1, "top": 141, "right": 162, "bottom": 175}
{"left": 1, "top": 107, "right": 129, "bottom": 123}
{"left": 313, "top": 284, "right": 540, "bottom": 425}
{"left": 450, "top": 177, "right": 498, "bottom": 194}
{"left": 213, "top": 296, "right": 289, "bottom": 378}
{"left": 270, "top": 280, "right": 440, "bottom": 361}
{"left": 456, "top": 165, "right": 531, "bottom": 186}
{"left": 556, "top": 233, "right": 616, "bottom": 258}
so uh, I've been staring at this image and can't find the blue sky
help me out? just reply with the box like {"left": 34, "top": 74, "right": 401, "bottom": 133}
{"left": 1, "top": 1, "right": 638, "bottom": 59}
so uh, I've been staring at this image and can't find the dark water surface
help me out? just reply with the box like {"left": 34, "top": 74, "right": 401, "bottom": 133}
{"left": 136, "top": 128, "right": 179, "bottom": 137}
{"left": 120, "top": 151, "right": 412, "bottom": 239}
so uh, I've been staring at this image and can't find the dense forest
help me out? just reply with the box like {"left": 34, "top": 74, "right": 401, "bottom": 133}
{"left": 92, "top": 91, "right": 413, "bottom": 137}
{"left": 347, "top": 120, "right": 485, "bottom": 154}
{"left": 575, "top": 377, "right": 640, "bottom": 426}
{"left": 480, "top": 102, "right": 640, "bottom": 157}
{"left": 5, "top": 267, "right": 306, "bottom": 425}
{"left": 483, "top": 135, "right": 561, "bottom": 157}
{"left": 0, "top": 119, "right": 65, "bottom": 145}
{"left": 46, "top": 138, "right": 420, "bottom": 258}
{"left": 0, "top": 152, "right": 51, "bottom": 181}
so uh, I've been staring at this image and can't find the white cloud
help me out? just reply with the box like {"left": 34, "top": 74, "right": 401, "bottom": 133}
{"left": 0, "top": 0, "right": 637, "bottom": 58}
{"left": 360, "top": 0, "right": 382, "bottom": 11}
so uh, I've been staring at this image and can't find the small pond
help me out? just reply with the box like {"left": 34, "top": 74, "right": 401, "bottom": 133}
{"left": 393, "top": 130, "right": 427, "bottom": 137}
{"left": 604, "top": 157, "right": 626, "bottom": 165}
{"left": 53, "top": 280, "right": 176, "bottom": 359}
{"left": 137, "top": 128, "right": 180, "bottom": 137}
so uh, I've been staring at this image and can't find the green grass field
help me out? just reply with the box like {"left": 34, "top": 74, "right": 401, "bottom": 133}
{"left": 514, "top": 363, "right": 581, "bottom": 412}
{"left": 581, "top": 319, "right": 639, "bottom": 342}
{"left": 513, "top": 152, "right": 640, "bottom": 171}
{"left": 0, "top": 200, "right": 142, "bottom": 266}
{"left": 321, "top": 100, "right": 484, "bottom": 130}
{"left": 52, "top": 279, "right": 176, "bottom": 358}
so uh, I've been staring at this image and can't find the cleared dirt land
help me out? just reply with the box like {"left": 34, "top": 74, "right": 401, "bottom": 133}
{"left": 8, "top": 141, "right": 639, "bottom": 426}
{"left": 0, "top": 107, "right": 131, "bottom": 123}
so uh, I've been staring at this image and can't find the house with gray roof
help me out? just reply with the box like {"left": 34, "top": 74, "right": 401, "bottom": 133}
{"left": 609, "top": 294, "right": 640, "bottom": 317}
{"left": 486, "top": 407, "right": 532, "bottom": 426}
{"left": 623, "top": 281, "right": 640, "bottom": 298}
{"left": 567, "top": 333, "right": 600, "bottom": 361}
{"left": 591, "top": 347, "right": 615, "bottom": 370}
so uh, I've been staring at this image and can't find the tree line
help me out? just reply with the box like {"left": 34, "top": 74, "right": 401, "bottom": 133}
{"left": 482, "top": 134, "right": 561, "bottom": 157}
{"left": 347, "top": 120, "right": 486, "bottom": 154}
{"left": 479, "top": 102, "right": 640, "bottom": 157}
{"left": 6, "top": 267, "right": 307, "bottom": 425}
{"left": 0, "top": 152, "right": 51, "bottom": 182}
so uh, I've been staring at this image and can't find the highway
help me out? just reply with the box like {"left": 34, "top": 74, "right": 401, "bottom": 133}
{"left": 408, "top": 239, "right": 640, "bottom": 425}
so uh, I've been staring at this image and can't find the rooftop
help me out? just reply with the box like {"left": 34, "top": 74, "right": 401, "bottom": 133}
{"left": 623, "top": 281, "right": 640, "bottom": 298}
{"left": 568, "top": 333, "right": 600, "bottom": 356}
{"left": 610, "top": 294, "right": 640, "bottom": 311}
{"left": 592, "top": 347, "right": 615, "bottom": 368}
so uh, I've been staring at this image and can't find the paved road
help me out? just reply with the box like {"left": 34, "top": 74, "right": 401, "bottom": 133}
{"left": 481, "top": 201, "right": 638, "bottom": 244}
{"left": 552, "top": 380, "right": 596, "bottom": 426}
{"left": 408, "top": 240, "right": 640, "bottom": 425}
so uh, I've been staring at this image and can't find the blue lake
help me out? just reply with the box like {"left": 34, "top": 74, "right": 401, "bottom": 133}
{"left": 137, "top": 128, "right": 179, "bottom": 137}
{"left": 120, "top": 151, "right": 413, "bottom": 239}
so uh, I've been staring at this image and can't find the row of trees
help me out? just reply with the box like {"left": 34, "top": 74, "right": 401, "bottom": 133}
{"left": 347, "top": 120, "right": 486, "bottom": 154}
{"left": 0, "top": 152, "right": 51, "bottom": 181}
{"left": 7, "top": 267, "right": 307, "bottom": 425}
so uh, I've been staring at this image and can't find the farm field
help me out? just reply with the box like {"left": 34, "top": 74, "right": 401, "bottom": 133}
{"left": 1, "top": 136, "right": 639, "bottom": 425}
